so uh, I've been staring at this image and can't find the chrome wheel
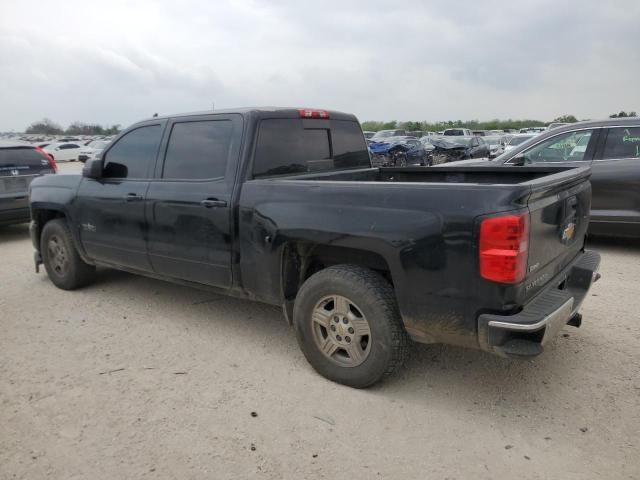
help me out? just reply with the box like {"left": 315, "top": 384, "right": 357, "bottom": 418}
{"left": 311, "top": 295, "right": 372, "bottom": 367}
{"left": 47, "top": 235, "right": 69, "bottom": 277}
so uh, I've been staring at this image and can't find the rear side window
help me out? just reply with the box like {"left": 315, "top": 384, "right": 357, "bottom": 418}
{"left": 103, "top": 125, "right": 161, "bottom": 179}
{"left": 602, "top": 127, "right": 640, "bottom": 160}
{"left": 253, "top": 119, "right": 369, "bottom": 178}
{"left": 0, "top": 148, "right": 47, "bottom": 169}
{"left": 162, "top": 120, "right": 233, "bottom": 180}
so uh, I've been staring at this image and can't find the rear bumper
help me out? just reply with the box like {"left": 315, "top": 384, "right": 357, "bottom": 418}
{"left": 477, "top": 250, "right": 601, "bottom": 357}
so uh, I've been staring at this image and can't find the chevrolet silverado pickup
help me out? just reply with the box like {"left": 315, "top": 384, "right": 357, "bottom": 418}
{"left": 29, "top": 107, "right": 600, "bottom": 387}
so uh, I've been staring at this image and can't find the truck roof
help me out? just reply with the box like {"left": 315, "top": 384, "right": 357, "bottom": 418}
{"left": 137, "top": 107, "right": 359, "bottom": 124}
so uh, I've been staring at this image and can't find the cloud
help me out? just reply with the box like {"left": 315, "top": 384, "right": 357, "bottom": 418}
{"left": 0, "top": 0, "right": 639, "bottom": 130}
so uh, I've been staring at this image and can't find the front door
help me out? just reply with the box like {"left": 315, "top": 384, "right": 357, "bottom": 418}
{"left": 75, "top": 123, "right": 164, "bottom": 272}
{"left": 145, "top": 114, "right": 243, "bottom": 288}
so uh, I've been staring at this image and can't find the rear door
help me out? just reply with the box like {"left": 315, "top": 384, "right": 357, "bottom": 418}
{"left": 76, "top": 122, "right": 164, "bottom": 271}
{"left": 145, "top": 114, "right": 243, "bottom": 287}
{"left": 589, "top": 125, "right": 640, "bottom": 232}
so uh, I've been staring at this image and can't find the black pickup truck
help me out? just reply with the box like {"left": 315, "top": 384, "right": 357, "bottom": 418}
{"left": 29, "top": 108, "right": 601, "bottom": 387}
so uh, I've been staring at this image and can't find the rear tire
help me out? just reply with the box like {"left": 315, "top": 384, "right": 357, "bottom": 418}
{"left": 293, "top": 265, "right": 409, "bottom": 388}
{"left": 41, "top": 219, "right": 95, "bottom": 290}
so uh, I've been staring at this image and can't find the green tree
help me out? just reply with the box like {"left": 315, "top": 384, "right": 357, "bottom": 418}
{"left": 552, "top": 115, "right": 578, "bottom": 123}
{"left": 25, "top": 118, "right": 64, "bottom": 135}
{"left": 609, "top": 111, "right": 637, "bottom": 118}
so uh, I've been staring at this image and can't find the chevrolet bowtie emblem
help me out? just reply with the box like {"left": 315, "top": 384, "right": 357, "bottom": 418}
{"left": 562, "top": 222, "right": 576, "bottom": 242}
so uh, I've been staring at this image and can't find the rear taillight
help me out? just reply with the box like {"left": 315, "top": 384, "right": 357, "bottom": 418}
{"left": 298, "top": 108, "right": 330, "bottom": 119}
{"left": 479, "top": 212, "right": 529, "bottom": 284}
{"left": 36, "top": 147, "right": 57, "bottom": 173}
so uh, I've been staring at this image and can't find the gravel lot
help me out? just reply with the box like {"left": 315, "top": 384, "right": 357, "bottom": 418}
{"left": 1, "top": 163, "right": 639, "bottom": 479}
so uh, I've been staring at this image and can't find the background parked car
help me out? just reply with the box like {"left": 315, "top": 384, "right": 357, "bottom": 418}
{"left": 369, "top": 136, "right": 429, "bottom": 167}
{"left": 1, "top": 141, "right": 56, "bottom": 226}
{"left": 447, "top": 119, "right": 640, "bottom": 238}
{"left": 362, "top": 131, "right": 375, "bottom": 139}
{"left": 430, "top": 136, "right": 489, "bottom": 164}
{"left": 370, "top": 129, "right": 407, "bottom": 140}
{"left": 483, "top": 135, "right": 506, "bottom": 158}
{"left": 43, "top": 142, "right": 83, "bottom": 162}
{"left": 78, "top": 140, "right": 111, "bottom": 163}
{"left": 443, "top": 128, "right": 473, "bottom": 136}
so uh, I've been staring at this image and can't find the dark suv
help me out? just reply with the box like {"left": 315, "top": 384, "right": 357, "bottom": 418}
{"left": 1, "top": 142, "right": 57, "bottom": 226}
{"left": 493, "top": 118, "right": 640, "bottom": 238}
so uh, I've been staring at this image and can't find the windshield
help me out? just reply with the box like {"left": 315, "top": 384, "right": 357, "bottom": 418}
{"left": 508, "top": 135, "right": 534, "bottom": 146}
{"left": 483, "top": 136, "right": 502, "bottom": 144}
{"left": 88, "top": 140, "right": 108, "bottom": 149}
{"left": 371, "top": 130, "right": 394, "bottom": 138}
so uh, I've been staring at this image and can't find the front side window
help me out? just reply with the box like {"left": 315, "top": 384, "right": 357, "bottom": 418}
{"left": 103, "top": 125, "right": 161, "bottom": 179}
{"left": 162, "top": 120, "right": 233, "bottom": 180}
{"left": 602, "top": 127, "right": 640, "bottom": 160}
{"left": 522, "top": 130, "right": 594, "bottom": 163}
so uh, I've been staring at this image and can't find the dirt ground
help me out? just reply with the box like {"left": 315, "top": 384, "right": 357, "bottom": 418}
{"left": 1, "top": 163, "right": 639, "bottom": 479}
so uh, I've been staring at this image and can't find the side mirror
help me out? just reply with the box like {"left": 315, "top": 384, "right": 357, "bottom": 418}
{"left": 82, "top": 158, "right": 103, "bottom": 179}
{"left": 510, "top": 154, "right": 526, "bottom": 166}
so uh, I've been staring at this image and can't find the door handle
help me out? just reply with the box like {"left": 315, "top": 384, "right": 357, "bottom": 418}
{"left": 125, "top": 193, "right": 143, "bottom": 202}
{"left": 200, "top": 198, "right": 227, "bottom": 208}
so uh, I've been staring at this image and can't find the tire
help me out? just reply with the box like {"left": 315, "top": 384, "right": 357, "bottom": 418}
{"left": 293, "top": 265, "right": 409, "bottom": 388}
{"left": 41, "top": 218, "right": 95, "bottom": 290}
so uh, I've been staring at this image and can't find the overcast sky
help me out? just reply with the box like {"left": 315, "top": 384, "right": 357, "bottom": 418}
{"left": 1, "top": 0, "right": 639, "bottom": 131}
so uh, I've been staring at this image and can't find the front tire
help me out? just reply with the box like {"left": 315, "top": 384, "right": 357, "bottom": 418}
{"left": 293, "top": 265, "right": 409, "bottom": 388}
{"left": 41, "top": 219, "right": 95, "bottom": 290}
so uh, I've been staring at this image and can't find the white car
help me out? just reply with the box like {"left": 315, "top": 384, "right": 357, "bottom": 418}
{"left": 43, "top": 142, "right": 83, "bottom": 162}
{"left": 78, "top": 140, "right": 111, "bottom": 163}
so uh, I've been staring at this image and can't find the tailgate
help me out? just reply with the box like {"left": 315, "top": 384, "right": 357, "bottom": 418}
{"left": 523, "top": 167, "right": 591, "bottom": 300}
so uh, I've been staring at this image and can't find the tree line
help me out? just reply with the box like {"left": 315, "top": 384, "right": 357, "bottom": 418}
{"left": 25, "top": 118, "right": 121, "bottom": 136}
{"left": 361, "top": 111, "right": 637, "bottom": 132}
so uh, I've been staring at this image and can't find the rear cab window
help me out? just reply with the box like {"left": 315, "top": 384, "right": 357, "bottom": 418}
{"left": 252, "top": 118, "right": 370, "bottom": 178}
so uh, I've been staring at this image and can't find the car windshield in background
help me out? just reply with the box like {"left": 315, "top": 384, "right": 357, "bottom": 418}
{"left": 508, "top": 135, "right": 534, "bottom": 146}
{"left": 483, "top": 136, "right": 502, "bottom": 144}
{"left": 371, "top": 131, "right": 394, "bottom": 138}
{"left": 88, "top": 140, "right": 109, "bottom": 149}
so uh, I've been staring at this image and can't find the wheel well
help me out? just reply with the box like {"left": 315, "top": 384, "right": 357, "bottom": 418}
{"left": 32, "top": 209, "right": 66, "bottom": 246}
{"left": 282, "top": 242, "right": 393, "bottom": 306}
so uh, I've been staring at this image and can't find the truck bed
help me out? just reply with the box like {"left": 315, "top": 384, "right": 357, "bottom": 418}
{"left": 276, "top": 165, "right": 590, "bottom": 187}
